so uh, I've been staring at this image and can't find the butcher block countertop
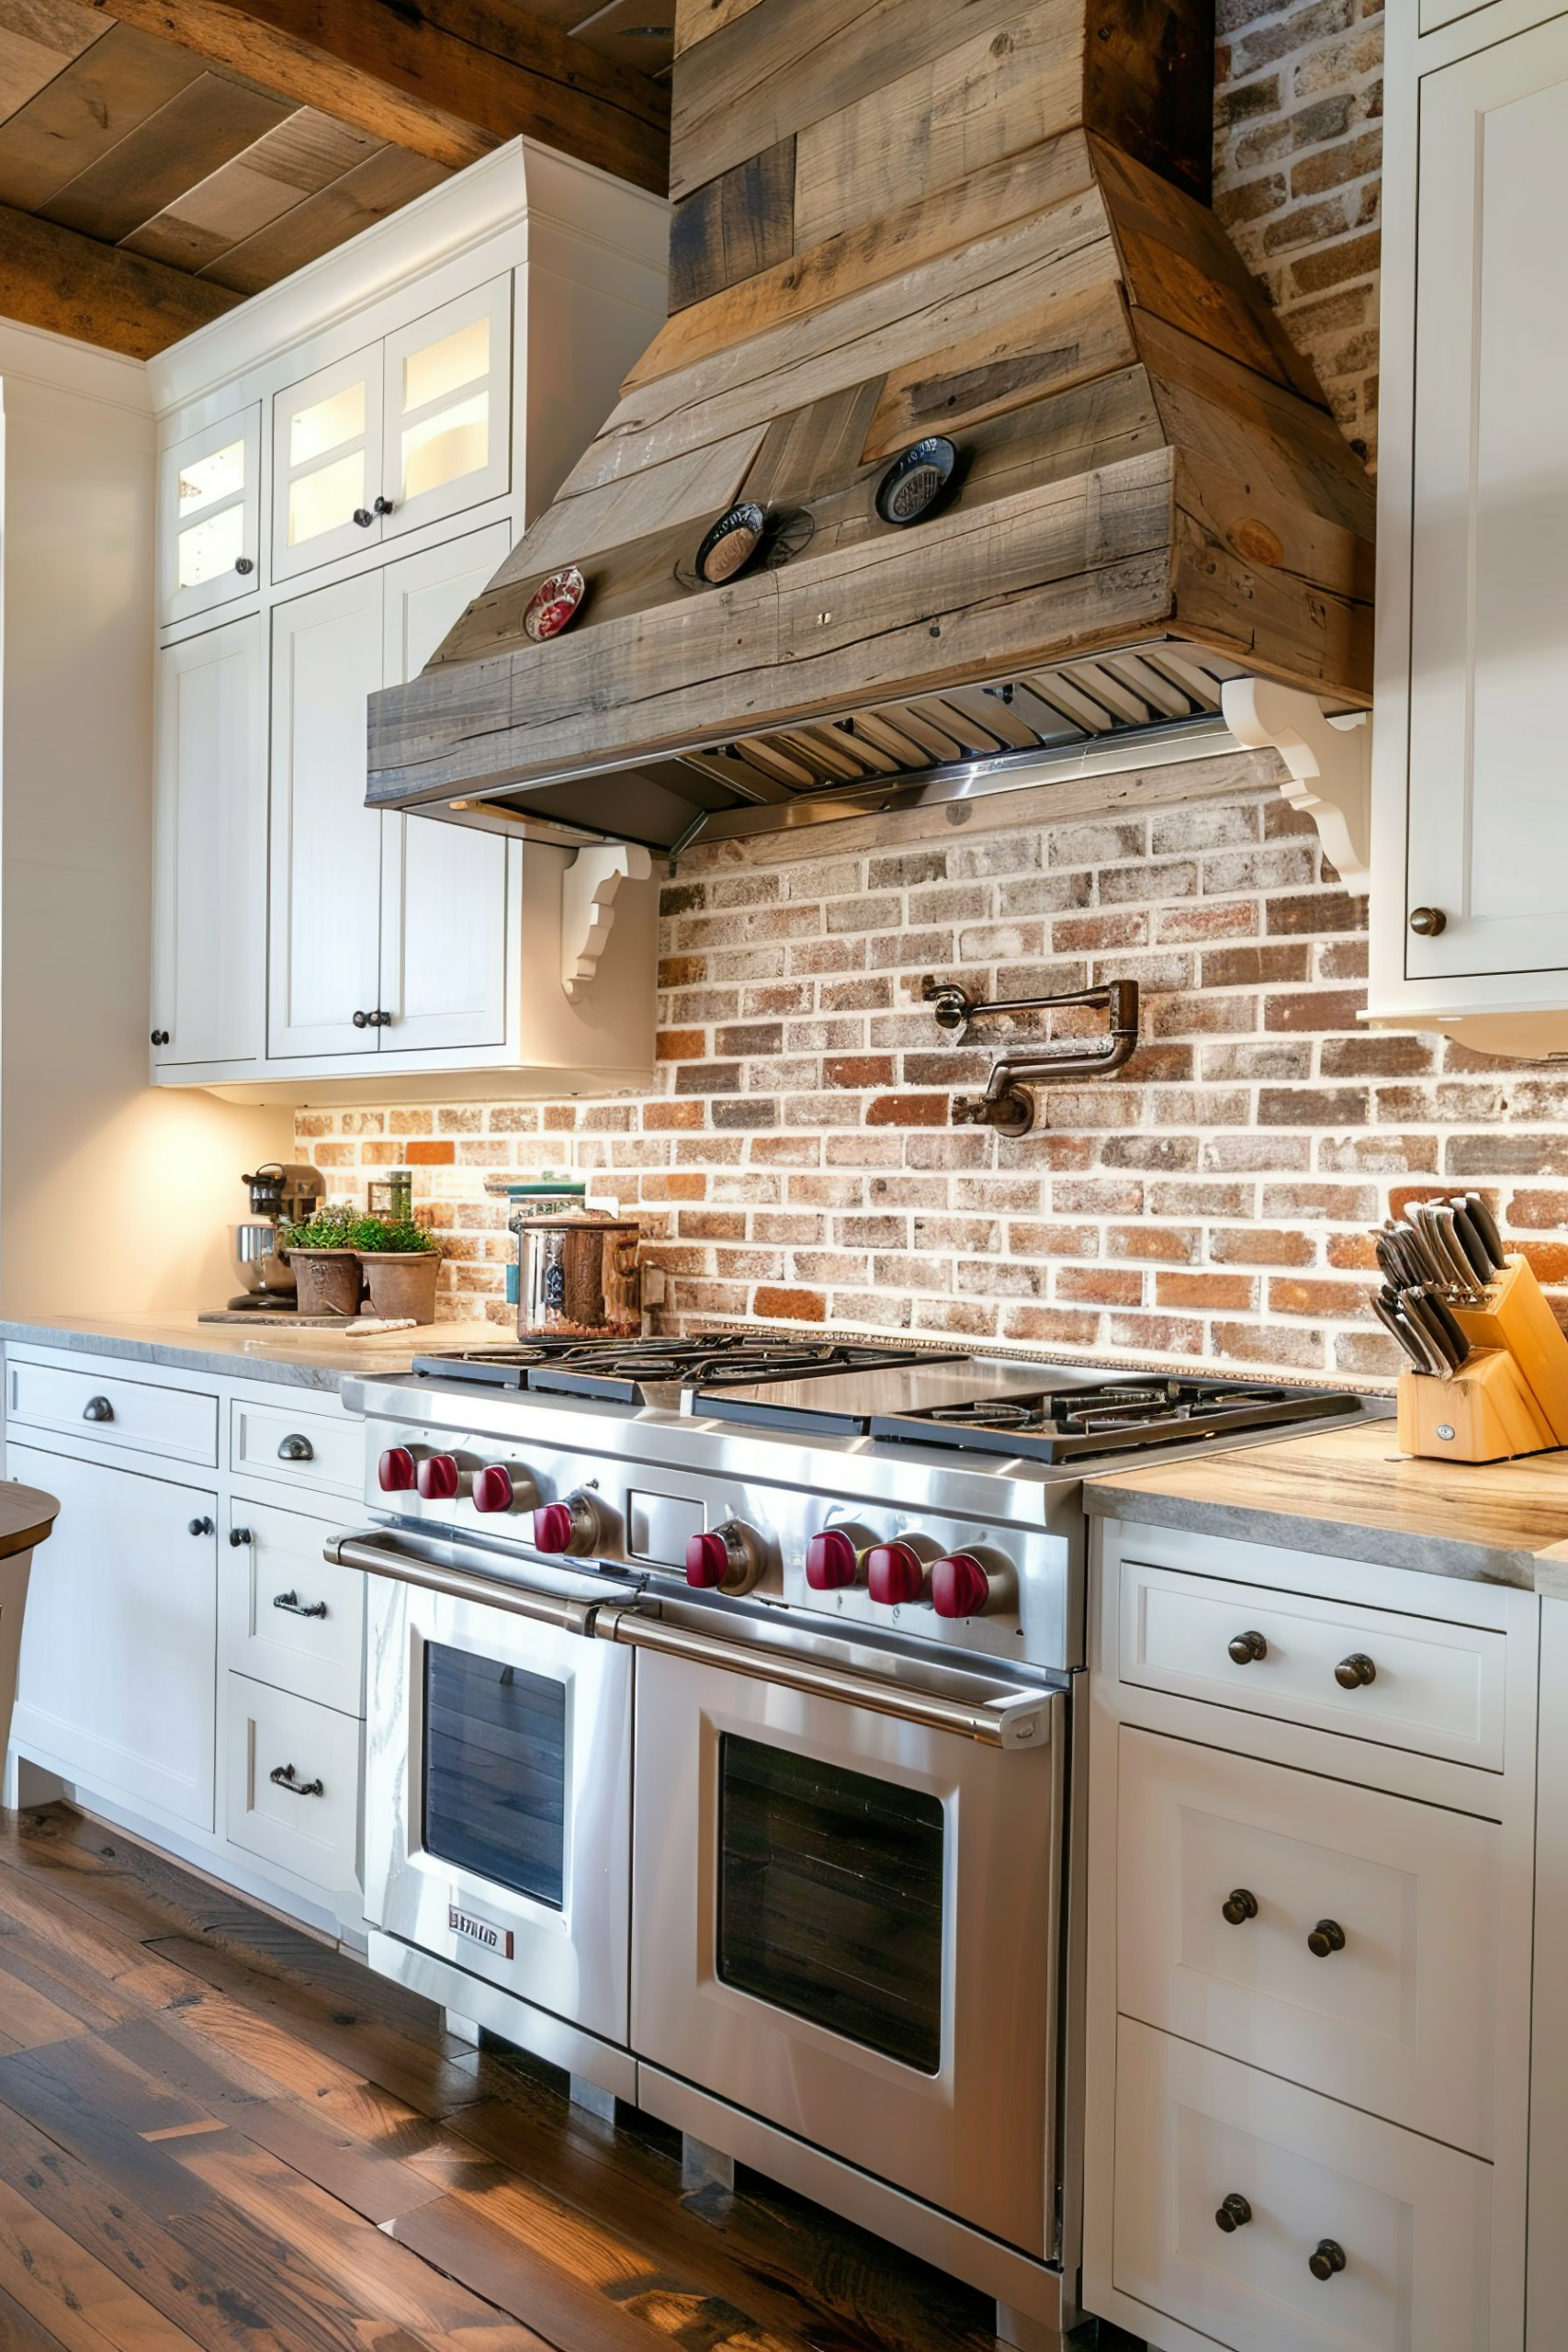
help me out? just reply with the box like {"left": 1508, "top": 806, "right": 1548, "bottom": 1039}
{"left": 0, "top": 1313, "right": 491, "bottom": 1392}
{"left": 1087, "top": 1417, "right": 1568, "bottom": 1594}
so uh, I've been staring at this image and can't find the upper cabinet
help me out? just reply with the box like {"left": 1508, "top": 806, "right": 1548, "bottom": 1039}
{"left": 159, "top": 405, "right": 260, "bottom": 628}
{"left": 1371, "top": 3, "right": 1568, "bottom": 1054}
{"left": 148, "top": 139, "right": 669, "bottom": 1102}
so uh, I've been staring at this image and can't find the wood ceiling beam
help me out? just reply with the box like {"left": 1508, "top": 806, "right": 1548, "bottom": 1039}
{"left": 85, "top": 0, "right": 670, "bottom": 190}
{"left": 0, "top": 198, "right": 240, "bottom": 355}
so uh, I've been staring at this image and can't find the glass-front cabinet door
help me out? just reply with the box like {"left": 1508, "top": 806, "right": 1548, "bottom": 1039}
{"left": 271, "top": 345, "right": 386, "bottom": 582}
{"left": 159, "top": 405, "right": 260, "bottom": 628}
{"left": 383, "top": 277, "right": 512, "bottom": 541}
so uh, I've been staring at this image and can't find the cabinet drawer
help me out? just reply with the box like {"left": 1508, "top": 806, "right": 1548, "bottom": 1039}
{"left": 1118, "top": 1558, "right": 1506, "bottom": 1770}
{"left": 1117, "top": 1727, "right": 1499, "bottom": 2155}
{"left": 230, "top": 1394, "right": 361, "bottom": 1498}
{"left": 1114, "top": 2018, "right": 1492, "bottom": 2352}
{"left": 8, "top": 1358, "right": 217, "bottom": 1467}
{"left": 224, "top": 1675, "right": 361, "bottom": 1895}
{"left": 222, "top": 1498, "right": 365, "bottom": 1715}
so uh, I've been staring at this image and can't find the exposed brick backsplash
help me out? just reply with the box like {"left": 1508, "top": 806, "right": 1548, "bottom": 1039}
{"left": 1215, "top": 0, "right": 1383, "bottom": 461}
{"left": 295, "top": 767, "right": 1558, "bottom": 1391}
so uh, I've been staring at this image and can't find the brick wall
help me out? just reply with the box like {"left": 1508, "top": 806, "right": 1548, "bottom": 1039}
{"left": 296, "top": 3, "right": 1434, "bottom": 1382}
{"left": 1214, "top": 0, "right": 1382, "bottom": 461}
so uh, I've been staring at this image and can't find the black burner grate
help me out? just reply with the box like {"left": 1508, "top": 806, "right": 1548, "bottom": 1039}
{"left": 412, "top": 1334, "right": 969, "bottom": 1406}
{"left": 871, "top": 1377, "right": 1358, "bottom": 1463}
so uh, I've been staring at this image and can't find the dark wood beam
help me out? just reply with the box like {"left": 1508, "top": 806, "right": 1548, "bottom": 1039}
{"left": 0, "top": 201, "right": 240, "bottom": 356}
{"left": 87, "top": 0, "right": 670, "bottom": 191}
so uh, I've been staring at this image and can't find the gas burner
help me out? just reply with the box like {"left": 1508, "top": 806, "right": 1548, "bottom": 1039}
{"left": 412, "top": 1334, "right": 970, "bottom": 1407}
{"left": 872, "top": 1377, "right": 1358, "bottom": 1463}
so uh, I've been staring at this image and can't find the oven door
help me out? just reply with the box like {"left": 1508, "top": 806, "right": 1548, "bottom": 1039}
{"left": 351, "top": 1528, "right": 633, "bottom": 2045}
{"left": 626, "top": 1624, "right": 1066, "bottom": 2258}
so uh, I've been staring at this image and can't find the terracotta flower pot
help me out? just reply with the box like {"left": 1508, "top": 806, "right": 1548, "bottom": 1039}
{"left": 360, "top": 1250, "right": 442, "bottom": 1324}
{"left": 290, "top": 1249, "right": 362, "bottom": 1317}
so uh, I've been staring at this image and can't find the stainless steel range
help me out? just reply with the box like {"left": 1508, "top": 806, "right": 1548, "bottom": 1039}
{"left": 334, "top": 1337, "right": 1384, "bottom": 2345}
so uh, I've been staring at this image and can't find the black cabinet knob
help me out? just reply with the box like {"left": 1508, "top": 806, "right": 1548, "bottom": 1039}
{"left": 1308, "top": 1917, "right": 1347, "bottom": 1959}
{"left": 1408, "top": 907, "right": 1447, "bottom": 936}
{"left": 353, "top": 1009, "right": 370, "bottom": 1028}
{"left": 82, "top": 1396, "right": 114, "bottom": 1423}
{"left": 353, "top": 507, "right": 375, "bottom": 527}
{"left": 234, "top": 555, "right": 254, "bottom": 574}
{"left": 1228, "top": 1629, "right": 1268, "bottom": 1665}
{"left": 187, "top": 1516, "right": 214, "bottom": 1537}
{"left": 373, "top": 495, "right": 394, "bottom": 515}
{"left": 1214, "top": 2194, "right": 1252, "bottom": 2234}
{"left": 1335, "top": 1652, "right": 1377, "bottom": 1689}
{"left": 1222, "top": 1888, "right": 1259, "bottom": 1926}
{"left": 150, "top": 1029, "right": 170, "bottom": 1046}
{"left": 1309, "top": 2238, "right": 1348, "bottom": 2280}
{"left": 277, "top": 1433, "right": 315, "bottom": 1462}
{"left": 370, "top": 1009, "right": 391, "bottom": 1026}
{"left": 229, "top": 1527, "right": 252, "bottom": 1547}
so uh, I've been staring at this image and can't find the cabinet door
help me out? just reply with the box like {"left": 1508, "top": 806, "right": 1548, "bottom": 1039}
{"left": 159, "top": 404, "right": 260, "bottom": 628}
{"left": 7, "top": 1443, "right": 217, "bottom": 1831}
{"left": 382, "top": 277, "right": 512, "bottom": 543}
{"left": 152, "top": 617, "right": 265, "bottom": 1069}
{"left": 1408, "top": 16, "right": 1568, "bottom": 981}
{"left": 221, "top": 1496, "right": 365, "bottom": 1714}
{"left": 378, "top": 524, "right": 511, "bottom": 1054}
{"left": 271, "top": 345, "right": 384, "bottom": 582}
{"left": 268, "top": 572, "right": 384, "bottom": 1057}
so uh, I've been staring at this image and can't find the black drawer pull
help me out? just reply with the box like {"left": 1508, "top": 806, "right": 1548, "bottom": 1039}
{"left": 1228, "top": 1630, "right": 1268, "bottom": 1665}
{"left": 269, "top": 1763, "right": 324, "bottom": 1797}
{"left": 1222, "top": 1888, "right": 1258, "bottom": 1926}
{"left": 277, "top": 1433, "right": 315, "bottom": 1463}
{"left": 1310, "top": 2238, "right": 1347, "bottom": 2280}
{"left": 1215, "top": 2194, "right": 1252, "bottom": 2233}
{"left": 82, "top": 1396, "right": 114, "bottom": 1423}
{"left": 273, "top": 1589, "right": 328, "bottom": 1620}
{"left": 1308, "top": 1918, "right": 1347, "bottom": 1959}
{"left": 1335, "top": 1651, "right": 1377, "bottom": 1689}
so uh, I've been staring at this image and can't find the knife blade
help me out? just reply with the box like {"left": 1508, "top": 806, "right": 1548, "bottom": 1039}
{"left": 1402, "top": 1204, "right": 1448, "bottom": 1286}
{"left": 1401, "top": 1285, "right": 1462, "bottom": 1373}
{"left": 1431, "top": 1204, "right": 1486, "bottom": 1298}
{"left": 1446, "top": 1198, "right": 1495, "bottom": 1285}
{"left": 1421, "top": 1285, "right": 1472, "bottom": 1366}
{"left": 1372, "top": 1293, "right": 1430, "bottom": 1371}
{"left": 1463, "top": 1192, "right": 1507, "bottom": 1271}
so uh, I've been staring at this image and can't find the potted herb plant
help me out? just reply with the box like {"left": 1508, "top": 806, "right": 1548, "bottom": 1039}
{"left": 280, "top": 1202, "right": 364, "bottom": 1317}
{"left": 353, "top": 1214, "right": 444, "bottom": 1323}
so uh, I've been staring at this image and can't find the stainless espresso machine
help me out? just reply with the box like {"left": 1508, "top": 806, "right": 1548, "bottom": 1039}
{"left": 229, "top": 1163, "right": 326, "bottom": 1310}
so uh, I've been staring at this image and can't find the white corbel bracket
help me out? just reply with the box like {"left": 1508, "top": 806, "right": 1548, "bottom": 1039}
{"left": 561, "top": 842, "right": 653, "bottom": 1000}
{"left": 1221, "top": 678, "right": 1371, "bottom": 893}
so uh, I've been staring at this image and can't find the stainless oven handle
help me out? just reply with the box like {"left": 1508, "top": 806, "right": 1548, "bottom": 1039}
{"left": 324, "top": 1531, "right": 600, "bottom": 1638}
{"left": 593, "top": 1602, "right": 1054, "bottom": 1750}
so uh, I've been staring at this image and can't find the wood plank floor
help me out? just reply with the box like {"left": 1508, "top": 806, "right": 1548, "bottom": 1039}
{"left": 0, "top": 1804, "right": 1139, "bottom": 2352}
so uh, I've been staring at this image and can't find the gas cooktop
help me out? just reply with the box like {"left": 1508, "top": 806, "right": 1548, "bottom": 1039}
{"left": 868, "top": 1375, "right": 1356, "bottom": 1463}
{"left": 412, "top": 1333, "right": 970, "bottom": 1407}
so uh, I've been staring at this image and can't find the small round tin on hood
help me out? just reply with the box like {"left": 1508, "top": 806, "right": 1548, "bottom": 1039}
{"left": 523, "top": 565, "right": 587, "bottom": 641}
{"left": 695, "top": 503, "right": 765, "bottom": 585}
{"left": 875, "top": 436, "right": 957, "bottom": 526}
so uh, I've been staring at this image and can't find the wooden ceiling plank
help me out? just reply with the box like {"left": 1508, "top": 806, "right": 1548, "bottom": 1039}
{"left": 238, "top": 105, "right": 378, "bottom": 191}
{"left": 123, "top": 143, "right": 316, "bottom": 266}
{"left": 197, "top": 141, "right": 447, "bottom": 293}
{"left": 0, "top": 20, "right": 203, "bottom": 211}
{"left": 672, "top": 0, "right": 764, "bottom": 60}
{"left": 85, "top": 0, "right": 670, "bottom": 192}
{"left": 0, "top": 1, "right": 107, "bottom": 130}
{"left": 0, "top": 193, "right": 240, "bottom": 351}
{"left": 45, "top": 69, "right": 292, "bottom": 243}
{"left": 570, "top": 0, "right": 674, "bottom": 80}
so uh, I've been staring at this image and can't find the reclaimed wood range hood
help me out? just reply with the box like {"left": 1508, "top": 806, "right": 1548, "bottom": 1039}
{"left": 367, "top": 0, "right": 1375, "bottom": 856}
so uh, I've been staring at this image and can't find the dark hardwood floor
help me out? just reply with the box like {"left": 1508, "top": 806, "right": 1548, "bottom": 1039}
{"left": 0, "top": 1804, "right": 1141, "bottom": 2352}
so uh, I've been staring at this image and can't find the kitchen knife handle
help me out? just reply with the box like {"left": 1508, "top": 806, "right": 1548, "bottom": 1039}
{"left": 1465, "top": 1193, "right": 1506, "bottom": 1270}
{"left": 1422, "top": 1287, "right": 1472, "bottom": 1366}
{"left": 1447, "top": 1201, "right": 1493, "bottom": 1283}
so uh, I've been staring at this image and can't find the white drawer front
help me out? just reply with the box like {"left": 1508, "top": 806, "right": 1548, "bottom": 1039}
{"left": 8, "top": 1358, "right": 217, "bottom": 1467}
{"left": 1118, "top": 1558, "right": 1506, "bottom": 1770}
{"left": 1115, "top": 2018, "right": 1492, "bottom": 2352}
{"left": 224, "top": 1674, "right": 361, "bottom": 1895}
{"left": 221, "top": 1498, "right": 365, "bottom": 1715}
{"left": 230, "top": 1393, "right": 360, "bottom": 1498}
{"left": 1117, "top": 1727, "right": 1499, "bottom": 2155}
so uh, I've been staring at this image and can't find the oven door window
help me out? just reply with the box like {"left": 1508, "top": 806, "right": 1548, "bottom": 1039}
{"left": 423, "top": 1643, "right": 567, "bottom": 1909}
{"left": 716, "top": 1733, "right": 944, "bottom": 2074}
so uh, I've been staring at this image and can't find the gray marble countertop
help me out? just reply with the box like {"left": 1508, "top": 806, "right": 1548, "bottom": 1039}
{"left": 0, "top": 1313, "right": 494, "bottom": 1393}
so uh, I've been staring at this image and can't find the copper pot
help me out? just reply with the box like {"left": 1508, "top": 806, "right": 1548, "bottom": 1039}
{"left": 515, "top": 1209, "right": 640, "bottom": 1338}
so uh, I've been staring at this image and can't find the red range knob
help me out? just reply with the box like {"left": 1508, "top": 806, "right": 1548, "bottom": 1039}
{"left": 806, "top": 1528, "right": 859, "bottom": 1590}
{"left": 866, "top": 1541, "right": 925, "bottom": 1607}
{"left": 378, "top": 1445, "right": 416, "bottom": 1493}
{"left": 417, "top": 1453, "right": 460, "bottom": 1500}
{"left": 533, "top": 1501, "right": 577, "bottom": 1554}
{"left": 931, "top": 1552, "right": 990, "bottom": 1619}
{"left": 686, "top": 1531, "right": 730, "bottom": 1589}
{"left": 473, "top": 1465, "right": 514, "bottom": 1515}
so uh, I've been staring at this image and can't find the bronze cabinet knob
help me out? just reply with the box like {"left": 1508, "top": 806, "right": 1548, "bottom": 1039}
{"left": 1222, "top": 1888, "right": 1259, "bottom": 1925}
{"left": 1215, "top": 2194, "right": 1253, "bottom": 2233}
{"left": 1308, "top": 1917, "right": 1347, "bottom": 1958}
{"left": 1310, "top": 2238, "right": 1348, "bottom": 2280}
{"left": 1408, "top": 907, "right": 1447, "bottom": 936}
{"left": 1335, "top": 1652, "right": 1377, "bottom": 1689}
{"left": 1228, "top": 1629, "right": 1269, "bottom": 1665}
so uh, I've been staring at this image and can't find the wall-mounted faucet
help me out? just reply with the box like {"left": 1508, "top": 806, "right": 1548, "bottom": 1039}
{"left": 920, "top": 977, "right": 1141, "bottom": 1139}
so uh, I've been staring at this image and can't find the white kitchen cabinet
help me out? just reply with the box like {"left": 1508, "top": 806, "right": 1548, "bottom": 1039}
{"left": 268, "top": 525, "right": 511, "bottom": 1062}
{"left": 382, "top": 277, "right": 512, "bottom": 543}
{"left": 221, "top": 1494, "right": 365, "bottom": 1715}
{"left": 1371, "top": 4, "right": 1568, "bottom": 1052}
{"left": 158, "top": 403, "right": 260, "bottom": 630}
{"left": 271, "top": 344, "right": 384, "bottom": 583}
{"left": 152, "top": 616, "right": 265, "bottom": 1069}
{"left": 6, "top": 1442, "right": 218, "bottom": 1832}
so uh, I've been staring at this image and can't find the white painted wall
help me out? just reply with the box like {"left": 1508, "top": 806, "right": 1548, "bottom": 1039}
{"left": 0, "top": 321, "right": 288, "bottom": 1317}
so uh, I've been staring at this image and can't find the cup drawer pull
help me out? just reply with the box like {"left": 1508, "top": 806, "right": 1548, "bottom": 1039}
{"left": 268, "top": 1763, "right": 324, "bottom": 1797}
{"left": 82, "top": 1396, "right": 114, "bottom": 1423}
{"left": 277, "top": 1433, "right": 315, "bottom": 1463}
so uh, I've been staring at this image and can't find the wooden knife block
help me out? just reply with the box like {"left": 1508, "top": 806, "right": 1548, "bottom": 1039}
{"left": 1396, "top": 1255, "right": 1568, "bottom": 1463}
